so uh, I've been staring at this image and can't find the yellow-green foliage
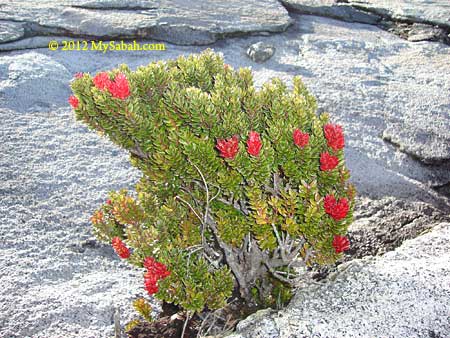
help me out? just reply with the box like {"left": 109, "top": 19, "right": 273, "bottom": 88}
{"left": 71, "top": 50, "right": 354, "bottom": 314}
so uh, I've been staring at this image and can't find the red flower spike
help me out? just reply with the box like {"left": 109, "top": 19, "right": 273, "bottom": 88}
{"left": 68, "top": 95, "right": 79, "bottom": 109}
{"left": 106, "top": 199, "right": 112, "bottom": 205}
{"left": 74, "top": 72, "right": 83, "bottom": 79}
{"left": 154, "top": 262, "right": 171, "bottom": 278}
{"left": 247, "top": 131, "right": 262, "bottom": 157}
{"left": 293, "top": 129, "right": 309, "bottom": 148}
{"left": 324, "top": 124, "right": 345, "bottom": 151}
{"left": 144, "top": 276, "right": 159, "bottom": 295}
{"left": 93, "top": 72, "right": 111, "bottom": 90}
{"left": 324, "top": 195, "right": 349, "bottom": 221}
{"left": 216, "top": 135, "right": 239, "bottom": 159}
{"left": 107, "top": 73, "right": 130, "bottom": 100}
{"left": 143, "top": 256, "right": 156, "bottom": 270}
{"left": 333, "top": 235, "right": 350, "bottom": 253}
{"left": 111, "top": 237, "right": 131, "bottom": 259}
{"left": 320, "top": 152, "right": 339, "bottom": 171}
{"left": 143, "top": 256, "right": 170, "bottom": 295}
{"left": 144, "top": 257, "right": 171, "bottom": 279}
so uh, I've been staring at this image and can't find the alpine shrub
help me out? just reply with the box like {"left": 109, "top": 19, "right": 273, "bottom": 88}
{"left": 70, "top": 50, "right": 355, "bottom": 317}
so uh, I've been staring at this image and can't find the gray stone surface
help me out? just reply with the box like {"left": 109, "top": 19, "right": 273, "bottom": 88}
{"left": 0, "top": 105, "right": 145, "bottom": 337}
{"left": 0, "top": 0, "right": 291, "bottom": 46}
{"left": 228, "top": 222, "right": 450, "bottom": 338}
{"left": 349, "top": 0, "right": 450, "bottom": 28}
{"left": 0, "top": 36, "right": 70, "bottom": 52}
{"left": 383, "top": 118, "right": 450, "bottom": 164}
{"left": 406, "top": 23, "right": 446, "bottom": 42}
{"left": 0, "top": 52, "right": 72, "bottom": 111}
{"left": 282, "top": 0, "right": 450, "bottom": 29}
{"left": 246, "top": 42, "right": 276, "bottom": 62}
{"left": 0, "top": 21, "right": 25, "bottom": 43}
{"left": 281, "top": 0, "right": 382, "bottom": 24}
{"left": 348, "top": 196, "right": 449, "bottom": 258}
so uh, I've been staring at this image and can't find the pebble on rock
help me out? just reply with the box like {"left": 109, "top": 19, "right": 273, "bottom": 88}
{"left": 246, "top": 42, "right": 276, "bottom": 63}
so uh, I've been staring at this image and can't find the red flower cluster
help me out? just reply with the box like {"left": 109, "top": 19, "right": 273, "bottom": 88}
{"left": 93, "top": 72, "right": 130, "bottom": 100}
{"left": 247, "top": 131, "right": 262, "bottom": 157}
{"left": 107, "top": 73, "right": 130, "bottom": 100}
{"left": 68, "top": 95, "right": 79, "bottom": 109}
{"left": 320, "top": 152, "right": 339, "bottom": 171}
{"left": 216, "top": 135, "right": 239, "bottom": 159}
{"left": 332, "top": 235, "right": 350, "bottom": 253}
{"left": 93, "top": 72, "right": 111, "bottom": 90}
{"left": 324, "top": 195, "right": 349, "bottom": 221}
{"left": 293, "top": 129, "right": 309, "bottom": 148}
{"left": 324, "top": 124, "right": 344, "bottom": 150}
{"left": 143, "top": 257, "right": 171, "bottom": 295}
{"left": 111, "top": 237, "right": 131, "bottom": 259}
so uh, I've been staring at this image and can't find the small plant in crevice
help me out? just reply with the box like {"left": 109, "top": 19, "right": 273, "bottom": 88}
{"left": 69, "top": 50, "right": 354, "bottom": 336}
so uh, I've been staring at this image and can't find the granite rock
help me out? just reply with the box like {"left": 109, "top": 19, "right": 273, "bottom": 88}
{"left": 281, "top": 0, "right": 382, "bottom": 24}
{"left": 0, "top": 52, "right": 72, "bottom": 111}
{"left": 281, "top": 0, "right": 450, "bottom": 29}
{"left": 228, "top": 222, "right": 450, "bottom": 338}
{"left": 0, "top": 0, "right": 291, "bottom": 46}
{"left": 246, "top": 42, "right": 276, "bottom": 62}
{"left": 0, "top": 21, "right": 26, "bottom": 43}
{"left": 348, "top": 0, "right": 450, "bottom": 29}
{"left": 347, "top": 196, "right": 449, "bottom": 258}
{"left": 383, "top": 118, "right": 450, "bottom": 164}
{"left": 406, "top": 23, "right": 446, "bottom": 42}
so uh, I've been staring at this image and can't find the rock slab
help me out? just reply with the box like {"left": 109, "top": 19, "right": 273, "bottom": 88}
{"left": 246, "top": 42, "right": 276, "bottom": 62}
{"left": 0, "top": 0, "right": 291, "bottom": 45}
{"left": 349, "top": 0, "right": 450, "bottom": 28}
{"left": 282, "top": 0, "right": 450, "bottom": 28}
{"left": 281, "top": 0, "right": 382, "bottom": 24}
{"left": 228, "top": 222, "right": 450, "bottom": 338}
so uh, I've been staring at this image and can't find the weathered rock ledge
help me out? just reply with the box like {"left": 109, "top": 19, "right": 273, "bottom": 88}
{"left": 281, "top": 0, "right": 450, "bottom": 44}
{"left": 0, "top": 0, "right": 291, "bottom": 46}
{"left": 227, "top": 221, "right": 450, "bottom": 338}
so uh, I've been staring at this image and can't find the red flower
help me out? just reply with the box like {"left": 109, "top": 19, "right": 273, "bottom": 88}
{"left": 111, "top": 237, "right": 131, "bottom": 259}
{"left": 324, "top": 195, "right": 349, "bottom": 221}
{"left": 247, "top": 131, "right": 262, "bottom": 157}
{"left": 93, "top": 72, "right": 111, "bottom": 90}
{"left": 143, "top": 257, "right": 170, "bottom": 295}
{"left": 107, "top": 73, "right": 130, "bottom": 100}
{"left": 143, "top": 257, "right": 156, "bottom": 270}
{"left": 68, "top": 95, "right": 79, "bottom": 109}
{"left": 74, "top": 72, "right": 83, "bottom": 79}
{"left": 320, "top": 152, "right": 339, "bottom": 171}
{"left": 293, "top": 129, "right": 309, "bottom": 148}
{"left": 216, "top": 135, "right": 239, "bottom": 159}
{"left": 332, "top": 235, "right": 350, "bottom": 253}
{"left": 106, "top": 199, "right": 112, "bottom": 205}
{"left": 144, "top": 257, "right": 171, "bottom": 279}
{"left": 324, "top": 124, "right": 344, "bottom": 150}
{"left": 144, "top": 274, "right": 159, "bottom": 295}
